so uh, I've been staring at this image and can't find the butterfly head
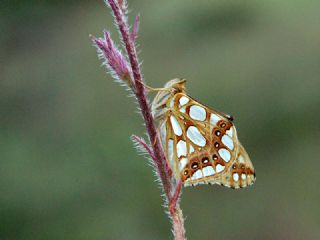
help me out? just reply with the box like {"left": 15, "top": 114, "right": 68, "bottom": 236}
{"left": 151, "top": 78, "right": 187, "bottom": 121}
{"left": 163, "top": 78, "right": 187, "bottom": 93}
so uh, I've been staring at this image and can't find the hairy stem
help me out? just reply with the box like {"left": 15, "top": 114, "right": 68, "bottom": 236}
{"left": 131, "top": 135, "right": 156, "bottom": 161}
{"left": 172, "top": 206, "right": 186, "bottom": 240}
{"left": 106, "top": 0, "right": 186, "bottom": 239}
{"left": 108, "top": 0, "right": 172, "bottom": 197}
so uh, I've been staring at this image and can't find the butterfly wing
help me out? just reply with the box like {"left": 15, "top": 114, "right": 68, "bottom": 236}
{"left": 158, "top": 92, "right": 255, "bottom": 189}
{"left": 226, "top": 142, "right": 256, "bottom": 188}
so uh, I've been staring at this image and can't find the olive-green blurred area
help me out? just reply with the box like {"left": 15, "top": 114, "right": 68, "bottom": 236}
{"left": 1, "top": 0, "right": 320, "bottom": 239}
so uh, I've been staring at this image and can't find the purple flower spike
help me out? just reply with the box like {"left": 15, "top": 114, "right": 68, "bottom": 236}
{"left": 117, "top": 0, "right": 128, "bottom": 15}
{"left": 130, "top": 15, "right": 140, "bottom": 42}
{"left": 93, "top": 32, "right": 133, "bottom": 85}
{"left": 105, "top": 0, "right": 128, "bottom": 15}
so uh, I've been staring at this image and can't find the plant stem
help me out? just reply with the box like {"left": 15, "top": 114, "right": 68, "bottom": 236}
{"left": 107, "top": 0, "right": 186, "bottom": 239}
{"left": 107, "top": 0, "right": 171, "bottom": 198}
{"left": 171, "top": 205, "right": 186, "bottom": 240}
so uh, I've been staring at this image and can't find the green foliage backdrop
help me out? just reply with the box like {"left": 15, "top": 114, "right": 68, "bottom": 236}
{"left": 1, "top": 0, "right": 320, "bottom": 239}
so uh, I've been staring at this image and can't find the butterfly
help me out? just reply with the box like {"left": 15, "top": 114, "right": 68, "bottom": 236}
{"left": 151, "top": 78, "right": 255, "bottom": 189}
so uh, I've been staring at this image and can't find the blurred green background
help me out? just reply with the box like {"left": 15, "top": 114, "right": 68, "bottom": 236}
{"left": 1, "top": 0, "right": 320, "bottom": 239}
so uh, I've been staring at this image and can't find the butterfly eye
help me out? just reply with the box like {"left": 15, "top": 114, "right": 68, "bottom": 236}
{"left": 184, "top": 170, "right": 189, "bottom": 176}
{"left": 191, "top": 162, "right": 198, "bottom": 169}
{"left": 220, "top": 122, "right": 226, "bottom": 128}
{"left": 214, "top": 142, "right": 220, "bottom": 148}
{"left": 232, "top": 164, "right": 237, "bottom": 169}
{"left": 215, "top": 130, "right": 221, "bottom": 136}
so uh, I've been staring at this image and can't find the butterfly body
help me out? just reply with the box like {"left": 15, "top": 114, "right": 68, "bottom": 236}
{"left": 151, "top": 79, "right": 255, "bottom": 189}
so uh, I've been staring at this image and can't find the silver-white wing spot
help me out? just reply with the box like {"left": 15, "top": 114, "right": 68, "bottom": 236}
{"left": 179, "top": 96, "right": 189, "bottom": 106}
{"left": 216, "top": 164, "right": 225, "bottom": 173}
{"left": 203, "top": 166, "right": 215, "bottom": 177}
{"left": 170, "top": 116, "right": 182, "bottom": 136}
{"left": 226, "top": 128, "right": 233, "bottom": 137}
{"left": 210, "top": 113, "right": 221, "bottom": 125}
{"left": 233, "top": 173, "right": 239, "bottom": 182}
{"left": 160, "top": 122, "right": 166, "bottom": 146}
{"left": 179, "top": 157, "right": 188, "bottom": 171}
{"left": 186, "top": 126, "right": 206, "bottom": 147}
{"left": 241, "top": 174, "right": 247, "bottom": 180}
{"left": 189, "top": 145, "right": 195, "bottom": 154}
{"left": 189, "top": 105, "right": 206, "bottom": 121}
{"left": 218, "top": 148, "right": 231, "bottom": 162}
{"left": 180, "top": 107, "right": 186, "bottom": 113}
{"left": 238, "top": 155, "right": 245, "bottom": 163}
{"left": 177, "top": 140, "right": 187, "bottom": 157}
{"left": 191, "top": 169, "right": 203, "bottom": 180}
{"left": 221, "top": 135, "right": 234, "bottom": 150}
{"left": 168, "top": 139, "right": 174, "bottom": 165}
